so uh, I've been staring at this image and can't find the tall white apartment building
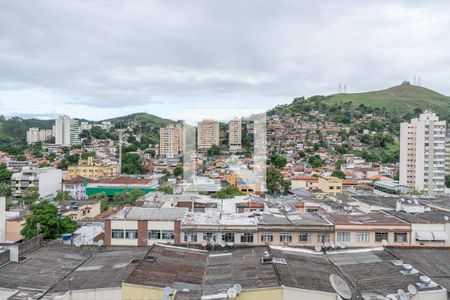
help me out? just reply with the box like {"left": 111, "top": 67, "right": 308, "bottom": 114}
{"left": 229, "top": 118, "right": 242, "bottom": 151}
{"left": 159, "top": 122, "right": 184, "bottom": 158}
{"left": 55, "top": 115, "right": 80, "bottom": 146}
{"left": 400, "top": 111, "right": 447, "bottom": 195}
{"left": 197, "top": 119, "right": 219, "bottom": 150}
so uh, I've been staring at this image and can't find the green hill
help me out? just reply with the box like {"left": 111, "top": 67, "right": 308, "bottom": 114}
{"left": 102, "top": 112, "right": 174, "bottom": 127}
{"left": 270, "top": 82, "right": 450, "bottom": 117}
{"left": 327, "top": 82, "right": 450, "bottom": 114}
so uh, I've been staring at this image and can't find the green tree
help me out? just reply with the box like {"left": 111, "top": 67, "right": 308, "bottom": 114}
{"left": 81, "top": 151, "right": 95, "bottom": 160}
{"left": 266, "top": 167, "right": 291, "bottom": 195}
{"left": 158, "top": 186, "right": 174, "bottom": 194}
{"left": 21, "top": 187, "right": 40, "bottom": 206}
{"left": 54, "top": 190, "right": 72, "bottom": 203}
{"left": 90, "top": 192, "right": 109, "bottom": 212}
{"left": 446, "top": 175, "right": 450, "bottom": 188}
{"left": 207, "top": 144, "right": 220, "bottom": 156}
{"left": 21, "top": 202, "right": 77, "bottom": 239}
{"left": 174, "top": 166, "right": 183, "bottom": 177}
{"left": 211, "top": 186, "right": 243, "bottom": 199}
{"left": 121, "top": 153, "right": 142, "bottom": 174}
{"left": 331, "top": 170, "right": 346, "bottom": 179}
{"left": 0, "top": 164, "right": 12, "bottom": 184}
{"left": 270, "top": 153, "right": 287, "bottom": 169}
{"left": 307, "top": 155, "right": 323, "bottom": 168}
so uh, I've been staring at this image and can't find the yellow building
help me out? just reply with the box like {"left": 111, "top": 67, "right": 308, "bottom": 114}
{"left": 197, "top": 119, "right": 220, "bottom": 149}
{"left": 159, "top": 122, "right": 184, "bottom": 158}
{"left": 317, "top": 176, "right": 343, "bottom": 195}
{"left": 226, "top": 172, "right": 256, "bottom": 194}
{"left": 68, "top": 156, "right": 118, "bottom": 179}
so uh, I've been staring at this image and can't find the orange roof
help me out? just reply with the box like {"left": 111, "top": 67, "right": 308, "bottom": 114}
{"left": 291, "top": 202, "right": 305, "bottom": 208}
{"left": 291, "top": 176, "right": 318, "bottom": 182}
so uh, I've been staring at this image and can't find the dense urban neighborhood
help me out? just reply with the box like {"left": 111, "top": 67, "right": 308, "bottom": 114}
{"left": 1, "top": 82, "right": 450, "bottom": 299}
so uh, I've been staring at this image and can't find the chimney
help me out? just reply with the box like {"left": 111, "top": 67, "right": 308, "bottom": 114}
{"left": 0, "top": 197, "right": 5, "bottom": 242}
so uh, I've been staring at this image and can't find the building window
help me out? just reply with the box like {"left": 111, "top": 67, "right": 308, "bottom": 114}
{"left": 356, "top": 232, "right": 369, "bottom": 243}
{"left": 337, "top": 232, "right": 350, "bottom": 242}
{"left": 240, "top": 233, "right": 254, "bottom": 243}
{"left": 161, "top": 230, "right": 174, "bottom": 240}
{"left": 394, "top": 232, "right": 408, "bottom": 243}
{"left": 222, "top": 233, "right": 235, "bottom": 242}
{"left": 318, "top": 233, "right": 330, "bottom": 243}
{"left": 375, "top": 232, "right": 388, "bottom": 242}
{"left": 148, "top": 230, "right": 161, "bottom": 240}
{"left": 261, "top": 234, "right": 274, "bottom": 243}
{"left": 280, "top": 233, "right": 292, "bottom": 243}
{"left": 299, "top": 232, "right": 311, "bottom": 243}
{"left": 112, "top": 229, "right": 124, "bottom": 239}
{"left": 203, "top": 232, "right": 217, "bottom": 242}
{"left": 125, "top": 229, "right": 138, "bottom": 239}
{"left": 184, "top": 232, "right": 197, "bottom": 243}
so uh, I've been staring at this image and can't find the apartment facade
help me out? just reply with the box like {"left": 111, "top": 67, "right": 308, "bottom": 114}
{"left": 26, "top": 127, "right": 53, "bottom": 145}
{"left": 68, "top": 156, "right": 119, "bottom": 179}
{"left": 228, "top": 118, "right": 242, "bottom": 151}
{"left": 54, "top": 115, "right": 80, "bottom": 146}
{"left": 11, "top": 167, "right": 62, "bottom": 200}
{"left": 400, "top": 111, "right": 447, "bottom": 195}
{"left": 197, "top": 119, "right": 219, "bottom": 149}
{"left": 159, "top": 122, "right": 184, "bottom": 158}
{"left": 104, "top": 207, "right": 187, "bottom": 246}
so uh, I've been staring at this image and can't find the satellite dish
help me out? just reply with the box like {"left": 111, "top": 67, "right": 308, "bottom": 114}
{"left": 314, "top": 244, "right": 322, "bottom": 252}
{"left": 233, "top": 283, "right": 242, "bottom": 294}
{"left": 97, "top": 239, "right": 104, "bottom": 247}
{"left": 209, "top": 238, "right": 215, "bottom": 245}
{"left": 339, "top": 242, "right": 347, "bottom": 249}
{"left": 382, "top": 239, "right": 388, "bottom": 246}
{"left": 398, "top": 289, "right": 407, "bottom": 300}
{"left": 329, "top": 274, "right": 352, "bottom": 300}
{"left": 444, "top": 216, "right": 449, "bottom": 222}
{"left": 324, "top": 242, "right": 330, "bottom": 248}
{"left": 386, "top": 295, "right": 397, "bottom": 300}
{"left": 407, "top": 284, "right": 418, "bottom": 295}
{"left": 329, "top": 241, "right": 335, "bottom": 249}
{"left": 219, "top": 240, "right": 226, "bottom": 248}
{"left": 227, "top": 287, "right": 237, "bottom": 299}
{"left": 414, "top": 200, "right": 419, "bottom": 205}
{"left": 201, "top": 240, "right": 208, "bottom": 247}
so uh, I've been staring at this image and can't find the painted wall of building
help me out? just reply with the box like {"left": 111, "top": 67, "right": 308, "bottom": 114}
{"left": 283, "top": 286, "right": 337, "bottom": 300}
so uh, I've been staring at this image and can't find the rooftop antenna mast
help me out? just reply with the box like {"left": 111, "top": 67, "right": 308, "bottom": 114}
{"left": 118, "top": 129, "right": 123, "bottom": 175}
{"left": 343, "top": 84, "right": 347, "bottom": 93}
{"left": 339, "top": 83, "right": 342, "bottom": 93}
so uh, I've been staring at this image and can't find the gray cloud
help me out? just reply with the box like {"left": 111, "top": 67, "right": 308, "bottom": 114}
{"left": 1, "top": 0, "right": 450, "bottom": 119}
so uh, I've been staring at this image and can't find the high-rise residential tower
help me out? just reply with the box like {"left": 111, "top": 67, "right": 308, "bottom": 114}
{"left": 400, "top": 111, "right": 447, "bottom": 195}
{"left": 229, "top": 118, "right": 242, "bottom": 151}
{"left": 159, "top": 122, "right": 184, "bottom": 158}
{"left": 54, "top": 115, "right": 80, "bottom": 146}
{"left": 197, "top": 119, "right": 220, "bottom": 150}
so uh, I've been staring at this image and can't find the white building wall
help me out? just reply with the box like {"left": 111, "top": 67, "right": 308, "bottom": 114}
{"left": 38, "top": 168, "right": 63, "bottom": 200}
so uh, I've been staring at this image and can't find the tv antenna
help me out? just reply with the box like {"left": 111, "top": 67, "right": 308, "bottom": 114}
{"left": 329, "top": 274, "right": 352, "bottom": 300}
{"left": 219, "top": 240, "right": 226, "bottom": 248}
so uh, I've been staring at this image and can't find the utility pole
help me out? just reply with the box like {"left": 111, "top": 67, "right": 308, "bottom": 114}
{"left": 118, "top": 129, "right": 122, "bottom": 175}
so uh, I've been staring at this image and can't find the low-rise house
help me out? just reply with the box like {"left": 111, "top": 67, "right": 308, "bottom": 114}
{"left": 58, "top": 200, "right": 101, "bottom": 221}
{"left": 62, "top": 176, "right": 88, "bottom": 200}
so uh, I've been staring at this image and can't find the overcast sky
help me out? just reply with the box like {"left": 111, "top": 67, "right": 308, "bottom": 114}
{"left": 1, "top": 1, "right": 450, "bottom": 123}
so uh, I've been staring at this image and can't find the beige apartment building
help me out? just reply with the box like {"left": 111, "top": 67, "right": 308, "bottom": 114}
{"left": 197, "top": 119, "right": 219, "bottom": 149}
{"left": 228, "top": 118, "right": 242, "bottom": 151}
{"left": 400, "top": 111, "right": 447, "bottom": 195}
{"left": 159, "top": 122, "right": 184, "bottom": 158}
